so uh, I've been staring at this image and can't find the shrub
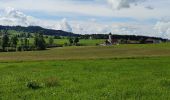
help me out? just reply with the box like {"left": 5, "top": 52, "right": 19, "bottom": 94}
{"left": 17, "top": 46, "right": 22, "bottom": 51}
{"left": 96, "top": 43, "right": 99, "bottom": 46}
{"left": 44, "top": 77, "right": 60, "bottom": 87}
{"left": 29, "top": 45, "right": 36, "bottom": 51}
{"left": 27, "top": 80, "right": 42, "bottom": 90}
{"left": 160, "top": 79, "right": 170, "bottom": 88}
{"left": 64, "top": 42, "right": 68, "bottom": 46}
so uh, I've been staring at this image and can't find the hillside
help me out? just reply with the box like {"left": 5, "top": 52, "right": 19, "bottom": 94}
{"left": 0, "top": 25, "right": 79, "bottom": 37}
{"left": 0, "top": 25, "right": 168, "bottom": 42}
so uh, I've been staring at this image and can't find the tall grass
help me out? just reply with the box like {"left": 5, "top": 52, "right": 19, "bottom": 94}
{"left": 0, "top": 58, "right": 170, "bottom": 99}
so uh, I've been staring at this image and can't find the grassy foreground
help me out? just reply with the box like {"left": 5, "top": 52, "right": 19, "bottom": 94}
{"left": 0, "top": 43, "right": 170, "bottom": 100}
{"left": 1, "top": 57, "right": 170, "bottom": 100}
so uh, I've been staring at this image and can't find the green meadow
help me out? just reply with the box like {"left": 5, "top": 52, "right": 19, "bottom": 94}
{"left": 0, "top": 43, "right": 170, "bottom": 100}
{"left": 55, "top": 39, "right": 105, "bottom": 46}
{"left": 19, "top": 38, "right": 105, "bottom": 46}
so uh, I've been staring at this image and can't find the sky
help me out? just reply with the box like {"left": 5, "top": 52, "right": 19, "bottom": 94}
{"left": 0, "top": 0, "right": 170, "bottom": 39}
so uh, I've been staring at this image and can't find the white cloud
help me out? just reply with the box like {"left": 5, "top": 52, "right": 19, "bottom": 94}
{"left": 0, "top": 7, "right": 36, "bottom": 26}
{"left": 154, "top": 20, "right": 170, "bottom": 39}
{"left": 0, "top": 7, "right": 169, "bottom": 39}
{"left": 106, "top": 0, "right": 147, "bottom": 10}
{"left": 53, "top": 18, "right": 72, "bottom": 32}
{"left": 70, "top": 20, "right": 154, "bottom": 36}
{"left": 0, "top": 0, "right": 114, "bottom": 17}
{"left": 0, "top": 0, "right": 161, "bottom": 20}
{"left": 0, "top": 7, "right": 74, "bottom": 32}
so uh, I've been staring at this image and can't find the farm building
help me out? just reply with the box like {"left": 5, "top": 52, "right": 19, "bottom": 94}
{"left": 145, "top": 38, "right": 162, "bottom": 44}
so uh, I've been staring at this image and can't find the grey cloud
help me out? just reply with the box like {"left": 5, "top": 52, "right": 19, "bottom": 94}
{"left": 107, "top": 0, "right": 153, "bottom": 10}
{"left": 145, "top": 6, "right": 154, "bottom": 10}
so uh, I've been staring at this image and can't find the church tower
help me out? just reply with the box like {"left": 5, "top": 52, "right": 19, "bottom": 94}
{"left": 108, "top": 33, "right": 112, "bottom": 44}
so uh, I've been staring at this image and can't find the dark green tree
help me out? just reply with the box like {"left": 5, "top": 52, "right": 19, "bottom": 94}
{"left": 74, "top": 37, "right": 79, "bottom": 45}
{"left": 140, "top": 38, "right": 146, "bottom": 44}
{"left": 49, "top": 36, "right": 54, "bottom": 46}
{"left": 1, "top": 31, "right": 9, "bottom": 51}
{"left": 34, "top": 33, "right": 46, "bottom": 50}
{"left": 69, "top": 38, "right": 73, "bottom": 45}
{"left": 20, "top": 38, "right": 24, "bottom": 51}
{"left": 10, "top": 35, "right": 18, "bottom": 51}
{"left": 23, "top": 38, "right": 29, "bottom": 50}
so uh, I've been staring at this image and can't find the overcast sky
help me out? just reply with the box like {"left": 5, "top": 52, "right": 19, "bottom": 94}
{"left": 0, "top": 0, "right": 170, "bottom": 39}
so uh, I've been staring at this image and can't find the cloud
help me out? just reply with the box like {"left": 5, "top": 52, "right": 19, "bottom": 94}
{"left": 0, "top": 7, "right": 168, "bottom": 39}
{"left": 106, "top": 0, "right": 152, "bottom": 10}
{"left": 70, "top": 20, "right": 153, "bottom": 36}
{"left": 1, "top": 0, "right": 166, "bottom": 20}
{"left": 0, "top": 7, "right": 72, "bottom": 32}
{"left": 53, "top": 18, "right": 72, "bottom": 32}
{"left": 0, "top": 7, "right": 38, "bottom": 26}
{"left": 145, "top": 6, "right": 154, "bottom": 10}
{"left": 154, "top": 20, "right": 170, "bottom": 39}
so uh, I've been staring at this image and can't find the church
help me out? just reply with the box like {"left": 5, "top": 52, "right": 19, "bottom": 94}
{"left": 104, "top": 33, "right": 118, "bottom": 45}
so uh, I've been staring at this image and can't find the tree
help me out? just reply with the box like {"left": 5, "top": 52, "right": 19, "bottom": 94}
{"left": 49, "top": 37, "right": 54, "bottom": 46}
{"left": 27, "top": 33, "right": 31, "bottom": 38}
{"left": 23, "top": 38, "right": 29, "bottom": 50}
{"left": 140, "top": 38, "right": 146, "bottom": 44}
{"left": 74, "top": 37, "right": 79, "bottom": 45}
{"left": 54, "top": 36, "right": 61, "bottom": 39}
{"left": 69, "top": 38, "right": 73, "bottom": 45}
{"left": 1, "top": 31, "right": 9, "bottom": 51}
{"left": 10, "top": 35, "right": 18, "bottom": 51}
{"left": 34, "top": 33, "right": 46, "bottom": 50}
{"left": 20, "top": 38, "right": 24, "bottom": 51}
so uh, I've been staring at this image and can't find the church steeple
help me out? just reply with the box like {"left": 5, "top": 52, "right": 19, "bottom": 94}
{"left": 108, "top": 33, "right": 112, "bottom": 44}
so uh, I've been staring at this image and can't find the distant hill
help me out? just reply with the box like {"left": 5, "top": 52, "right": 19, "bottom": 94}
{"left": 0, "top": 25, "right": 168, "bottom": 42}
{"left": 0, "top": 25, "right": 80, "bottom": 37}
{"left": 80, "top": 34, "right": 168, "bottom": 42}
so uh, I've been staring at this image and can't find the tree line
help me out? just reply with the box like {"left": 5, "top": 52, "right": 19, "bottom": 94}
{"left": 0, "top": 30, "right": 81, "bottom": 52}
{"left": 0, "top": 31, "right": 50, "bottom": 52}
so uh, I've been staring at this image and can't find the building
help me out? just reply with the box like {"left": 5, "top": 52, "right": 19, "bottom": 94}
{"left": 145, "top": 38, "right": 162, "bottom": 44}
{"left": 108, "top": 33, "right": 119, "bottom": 45}
{"left": 100, "top": 33, "right": 119, "bottom": 46}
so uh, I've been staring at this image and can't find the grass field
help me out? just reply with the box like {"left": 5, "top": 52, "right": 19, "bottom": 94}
{"left": 0, "top": 43, "right": 170, "bottom": 61}
{"left": 24, "top": 38, "right": 105, "bottom": 46}
{"left": 0, "top": 43, "right": 170, "bottom": 100}
{"left": 54, "top": 39, "right": 105, "bottom": 46}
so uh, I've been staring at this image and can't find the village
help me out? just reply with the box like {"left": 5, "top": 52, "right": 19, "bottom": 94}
{"left": 100, "top": 33, "right": 164, "bottom": 46}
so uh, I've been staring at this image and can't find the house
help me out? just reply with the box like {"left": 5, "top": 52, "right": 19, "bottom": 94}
{"left": 145, "top": 38, "right": 162, "bottom": 44}
{"left": 89, "top": 36, "right": 93, "bottom": 40}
